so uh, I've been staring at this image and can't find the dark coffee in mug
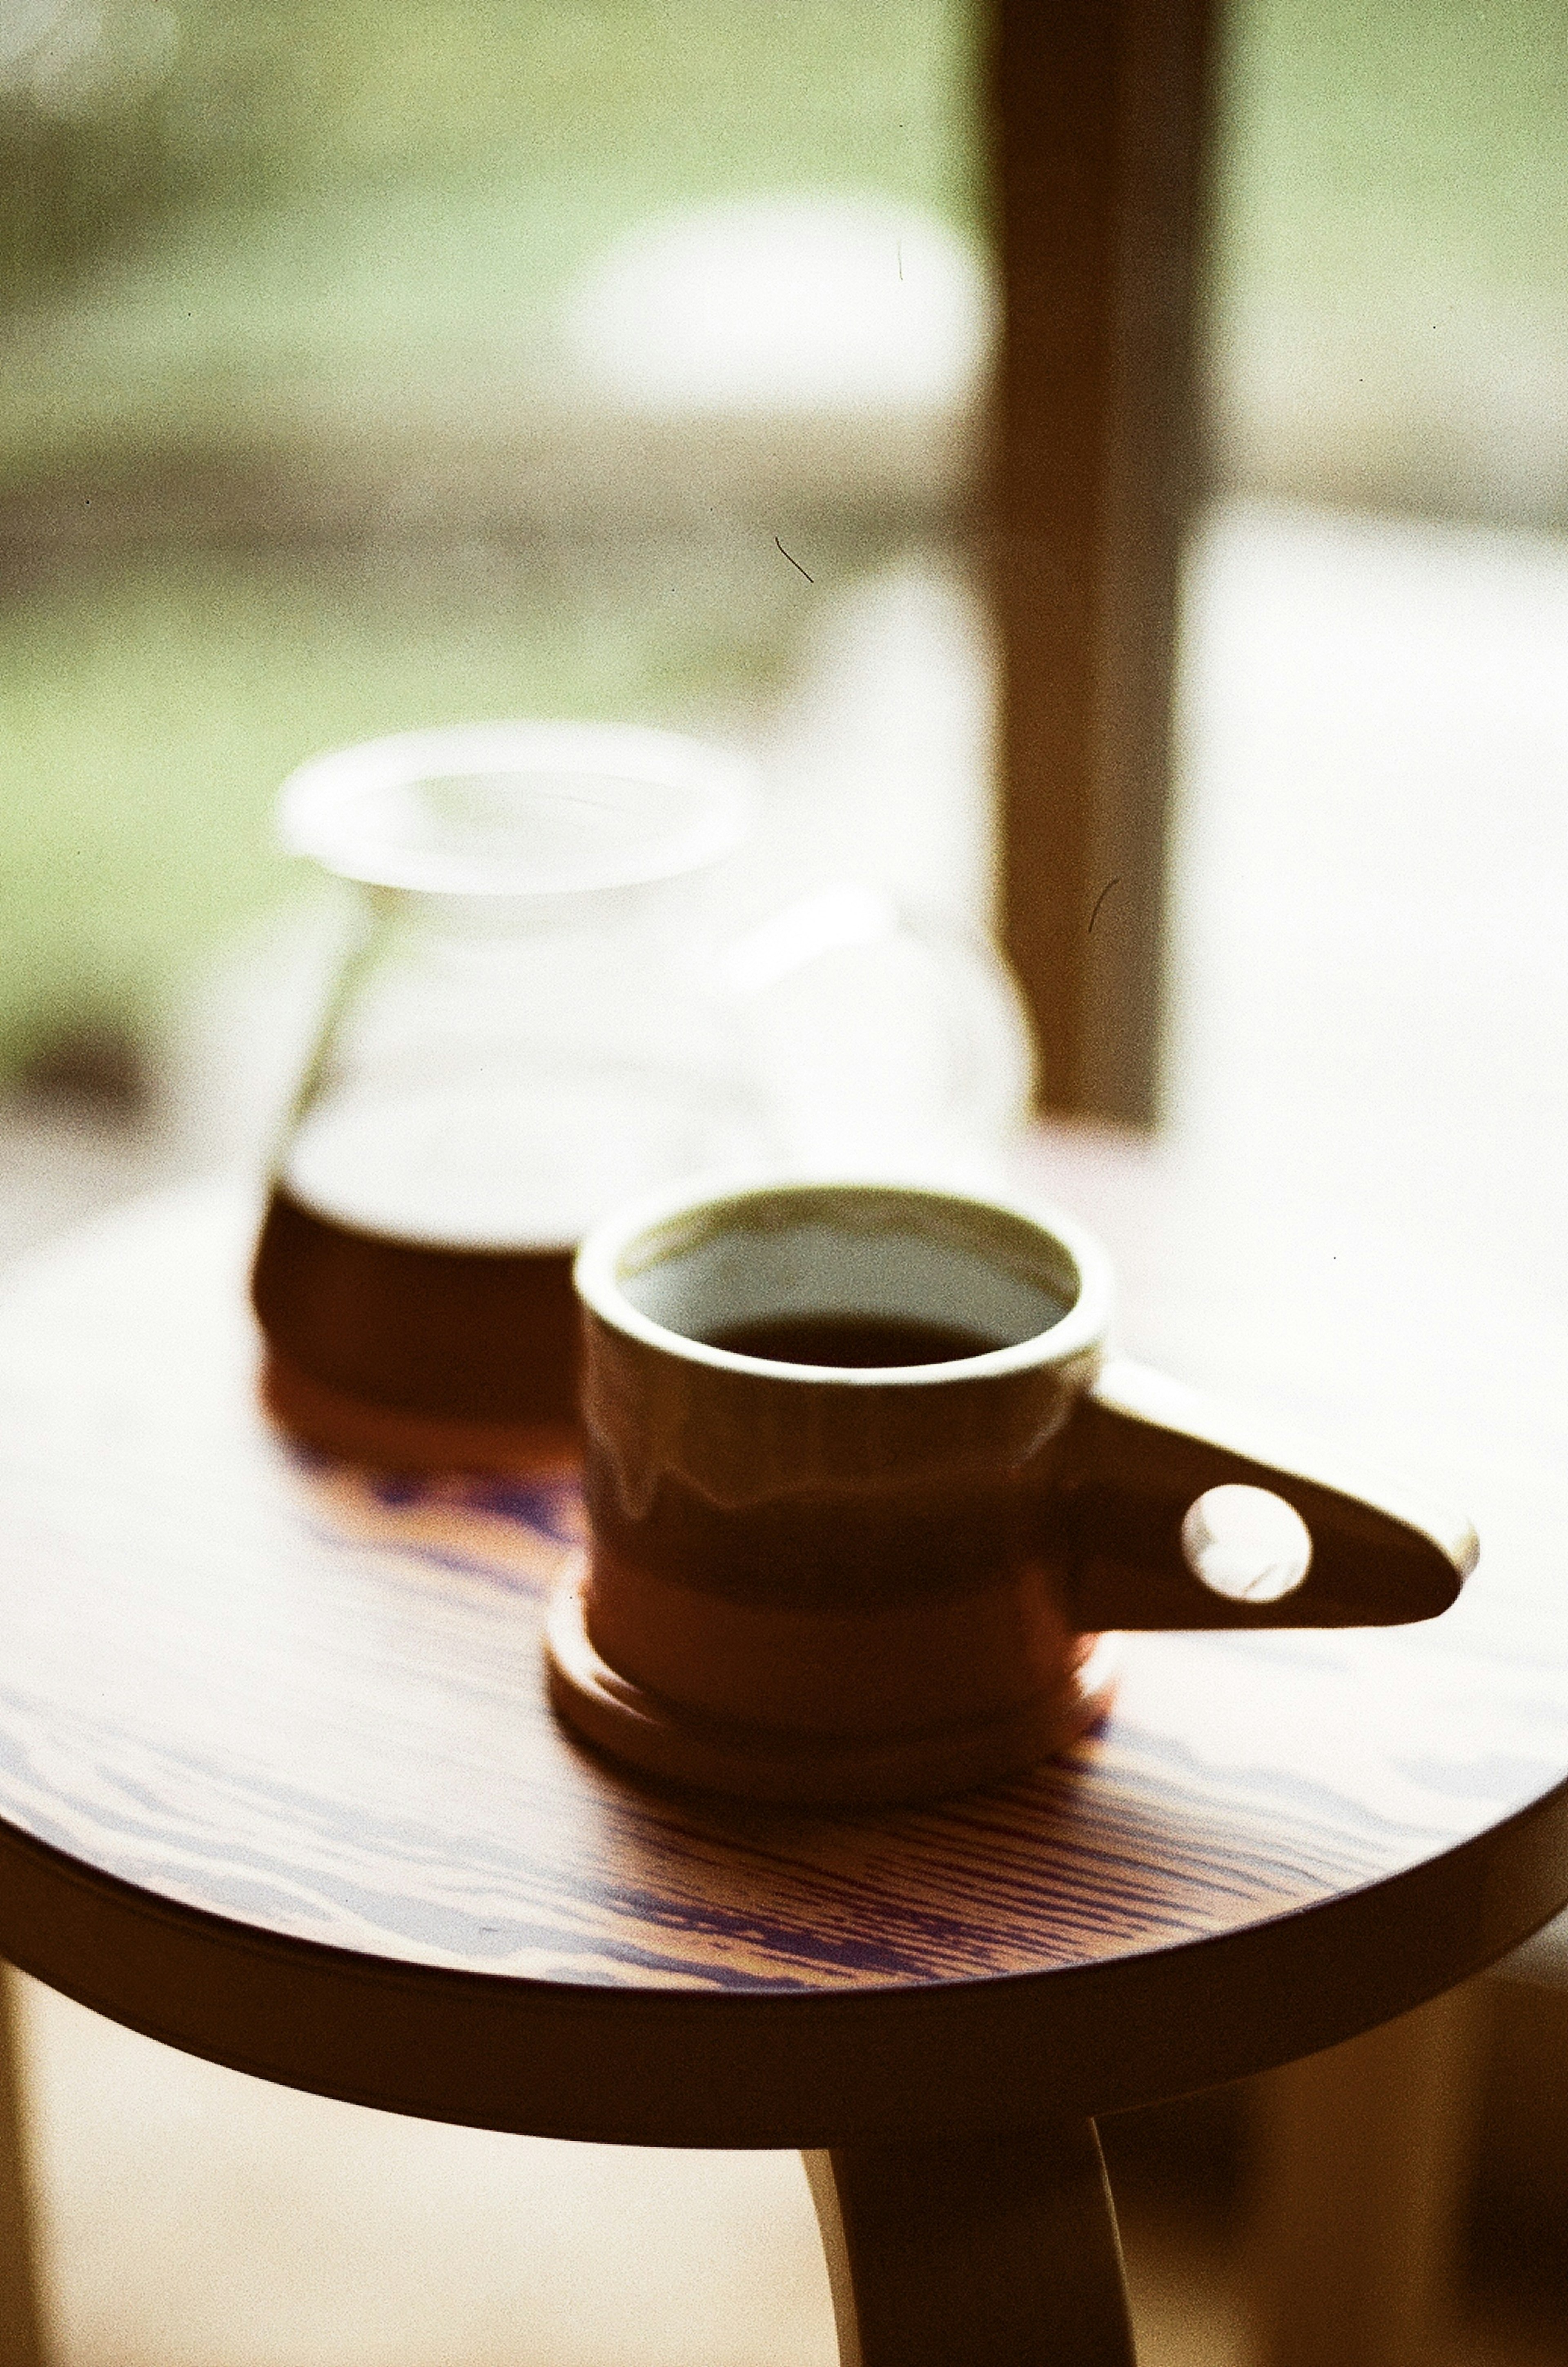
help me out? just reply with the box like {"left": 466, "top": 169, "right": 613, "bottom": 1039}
{"left": 701, "top": 1313, "right": 1001, "bottom": 1368}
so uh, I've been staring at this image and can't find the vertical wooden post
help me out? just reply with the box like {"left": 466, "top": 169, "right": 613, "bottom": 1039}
{"left": 804, "top": 2122, "right": 1137, "bottom": 2366}
{"left": 0, "top": 1970, "right": 44, "bottom": 2367}
{"left": 991, "top": 0, "right": 1214, "bottom": 1122}
{"left": 1250, "top": 1986, "right": 1485, "bottom": 2367}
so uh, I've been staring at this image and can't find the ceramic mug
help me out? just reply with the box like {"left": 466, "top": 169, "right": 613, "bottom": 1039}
{"left": 545, "top": 1179, "right": 1476, "bottom": 1805}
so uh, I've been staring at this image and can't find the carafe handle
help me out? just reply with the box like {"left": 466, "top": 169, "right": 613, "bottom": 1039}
{"left": 719, "top": 884, "right": 1034, "bottom": 1160}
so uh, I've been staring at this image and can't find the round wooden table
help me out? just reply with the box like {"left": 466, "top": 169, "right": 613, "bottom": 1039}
{"left": 1, "top": 1186, "right": 1565, "bottom": 2365}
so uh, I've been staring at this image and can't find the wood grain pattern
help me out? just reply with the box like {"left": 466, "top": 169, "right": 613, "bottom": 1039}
{"left": 0, "top": 1185, "right": 1564, "bottom": 2149}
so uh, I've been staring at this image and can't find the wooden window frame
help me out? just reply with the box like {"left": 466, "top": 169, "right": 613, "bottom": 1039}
{"left": 991, "top": 0, "right": 1215, "bottom": 1123}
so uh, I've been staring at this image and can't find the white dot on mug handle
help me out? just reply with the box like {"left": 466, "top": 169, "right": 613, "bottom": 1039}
{"left": 1180, "top": 1485, "right": 1313, "bottom": 1604}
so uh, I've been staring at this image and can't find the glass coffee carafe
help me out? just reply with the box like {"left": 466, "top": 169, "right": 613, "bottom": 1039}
{"left": 251, "top": 720, "right": 1033, "bottom": 1471}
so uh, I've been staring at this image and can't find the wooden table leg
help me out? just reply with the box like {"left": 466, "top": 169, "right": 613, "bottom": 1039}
{"left": 0, "top": 1969, "right": 44, "bottom": 2367}
{"left": 1250, "top": 1985, "right": 1484, "bottom": 2367}
{"left": 804, "top": 2122, "right": 1138, "bottom": 2366}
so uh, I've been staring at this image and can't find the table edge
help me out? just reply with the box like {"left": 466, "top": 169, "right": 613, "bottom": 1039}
{"left": 4, "top": 1769, "right": 1566, "bottom": 2146}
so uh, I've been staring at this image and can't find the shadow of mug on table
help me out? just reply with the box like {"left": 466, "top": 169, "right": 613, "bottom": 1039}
{"left": 546, "top": 1179, "right": 1478, "bottom": 1806}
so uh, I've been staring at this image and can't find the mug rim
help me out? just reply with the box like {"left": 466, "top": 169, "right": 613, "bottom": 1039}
{"left": 573, "top": 1173, "right": 1114, "bottom": 1387}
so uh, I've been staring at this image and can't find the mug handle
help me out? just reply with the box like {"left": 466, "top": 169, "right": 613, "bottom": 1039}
{"left": 1051, "top": 1358, "right": 1477, "bottom": 1632}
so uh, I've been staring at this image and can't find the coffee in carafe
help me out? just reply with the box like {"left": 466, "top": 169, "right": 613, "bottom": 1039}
{"left": 253, "top": 1196, "right": 580, "bottom": 1458}
{"left": 252, "top": 1026, "right": 756, "bottom": 1468}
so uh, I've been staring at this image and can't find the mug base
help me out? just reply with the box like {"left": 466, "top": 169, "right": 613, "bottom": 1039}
{"left": 258, "top": 1348, "right": 579, "bottom": 1478}
{"left": 544, "top": 1560, "right": 1120, "bottom": 1808}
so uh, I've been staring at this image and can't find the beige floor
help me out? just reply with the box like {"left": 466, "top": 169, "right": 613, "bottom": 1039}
{"left": 5, "top": 497, "right": 1568, "bottom": 2363}
{"left": 16, "top": 1974, "right": 837, "bottom": 2367}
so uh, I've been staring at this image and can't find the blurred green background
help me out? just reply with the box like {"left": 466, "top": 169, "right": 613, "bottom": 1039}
{"left": 1, "top": 0, "right": 1565, "bottom": 1088}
